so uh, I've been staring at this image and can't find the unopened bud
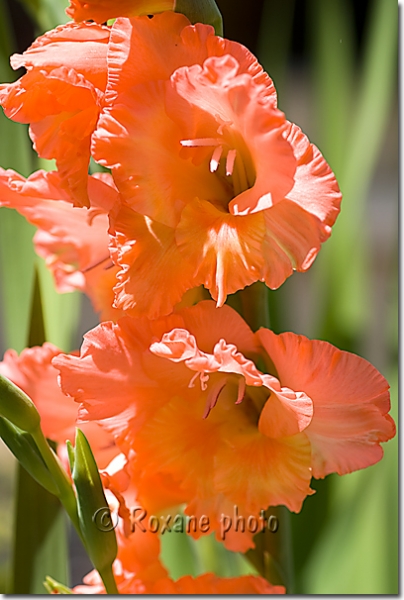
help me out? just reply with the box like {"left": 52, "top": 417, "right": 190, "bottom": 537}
{"left": 0, "top": 417, "right": 58, "bottom": 495}
{"left": 0, "top": 373, "right": 40, "bottom": 433}
{"left": 72, "top": 429, "right": 117, "bottom": 573}
{"left": 175, "top": 0, "right": 223, "bottom": 35}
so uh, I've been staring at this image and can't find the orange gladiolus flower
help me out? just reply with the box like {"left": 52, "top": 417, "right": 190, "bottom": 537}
{"left": 0, "top": 343, "right": 117, "bottom": 469}
{"left": 92, "top": 13, "right": 341, "bottom": 318}
{"left": 0, "top": 22, "right": 110, "bottom": 207}
{"left": 66, "top": 0, "right": 175, "bottom": 23}
{"left": 53, "top": 301, "right": 395, "bottom": 552}
{"left": 0, "top": 168, "right": 122, "bottom": 321}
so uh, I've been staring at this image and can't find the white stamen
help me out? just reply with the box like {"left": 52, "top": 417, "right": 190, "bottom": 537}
{"left": 210, "top": 145, "right": 223, "bottom": 173}
{"left": 226, "top": 149, "right": 237, "bottom": 176}
{"left": 181, "top": 137, "right": 221, "bottom": 148}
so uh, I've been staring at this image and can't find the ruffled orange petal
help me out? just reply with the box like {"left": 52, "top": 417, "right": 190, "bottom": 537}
{"left": 109, "top": 204, "right": 196, "bottom": 318}
{"left": 284, "top": 121, "right": 342, "bottom": 228}
{"left": 214, "top": 416, "right": 313, "bottom": 516}
{"left": 258, "top": 329, "right": 395, "bottom": 477}
{"left": 66, "top": 0, "right": 175, "bottom": 23}
{"left": 151, "top": 324, "right": 313, "bottom": 434}
{"left": 93, "top": 80, "right": 228, "bottom": 228}
{"left": 0, "top": 22, "right": 109, "bottom": 206}
{"left": 9, "top": 22, "right": 109, "bottom": 89}
{"left": 261, "top": 199, "right": 329, "bottom": 289}
{"left": 176, "top": 198, "right": 265, "bottom": 306}
{"left": 172, "top": 54, "right": 295, "bottom": 213}
{"left": 103, "top": 14, "right": 272, "bottom": 105}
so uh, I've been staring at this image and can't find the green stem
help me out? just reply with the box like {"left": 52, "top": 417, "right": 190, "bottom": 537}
{"left": 99, "top": 566, "right": 120, "bottom": 594}
{"left": 246, "top": 507, "right": 294, "bottom": 592}
{"left": 238, "top": 281, "right": 270, "bottom": 330}
{"left": 234, "top": 285, "right": 294, "bottom": 591}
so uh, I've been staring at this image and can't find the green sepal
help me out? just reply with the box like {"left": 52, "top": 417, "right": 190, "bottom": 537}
{"left": 71, "top": 429, "right": 118, "bottom": 574}
{"left": 43, "top": 576, "right": 73, "bottom": 594}
{"left": 0, "top": 373, "right": 41, "bottom": 432}
{"left": 0, "top": 416, "right": 58, "bottom": 496}
{"left": 175, "top": 0, "right": 223, "bottom": 35}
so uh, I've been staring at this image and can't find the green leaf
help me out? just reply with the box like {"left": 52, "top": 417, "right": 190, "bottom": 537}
{"left": 36, "top": 256, "right": 81, "bottom": 352}
{"left": 311, "top": 0, "right": 398, "bottom": 341}
{"left": 0, "top": 211, "right": 37, "bottom": 353}
{"left": 8, "top": 274, "right": 71, "bottom": 592}
{"left": 160, "top": 528, "right": 202, "bottom": 579}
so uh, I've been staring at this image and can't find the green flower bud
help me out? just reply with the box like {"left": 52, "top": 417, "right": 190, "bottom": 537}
{"left": 0, "top": 373, "right": 40, "bottom": 433}
{"left": 0, "top": 417, "right": 58, "bottom": 495}
{"left": 72, "top": 429, "right": 118, "bottom": 575}
{"left": 175, "top": 0, "right": 223, "bottom": 35}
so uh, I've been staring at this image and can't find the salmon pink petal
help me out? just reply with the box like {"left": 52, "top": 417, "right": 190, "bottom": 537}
{"left": 0, "top": 344, "right": 116, "bottom": 468}
{"left": 176, "top": 198, "right": 266, "bottom": 306}
{"left": 261, "top": 199, "right": 329, "bottom": 289}
{"left": 66, "top": 0, "right": 175, "bottom": 23}
{"left": 150, "top": 329, "right": 200, "bottom": 362}
{"left": 53, "top": 319, "right": 156, "bottom": 423}
{"left": 258, "top": 330, "right": 395, "bottom": 477}
{"left": 181, "top": 299, "right": 260, "bottom": 356}
{"left": 0, "top": 168, "right": 121, "bottom": 320}
{"left": 284, "top": 122, "right": 342, "bottom": 227}
{"left": 258, "top": 386, "right": 313, "bottom": 438}
{"left": 53, "top": 314, "right": 196, "bottom": 456}
{"left": 110, "top": 204, "right": 196, "bottom": 318}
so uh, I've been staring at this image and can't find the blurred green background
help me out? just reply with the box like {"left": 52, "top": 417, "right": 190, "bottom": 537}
{"left": 0, "top": 0, "right": 398, "bottom": 594}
